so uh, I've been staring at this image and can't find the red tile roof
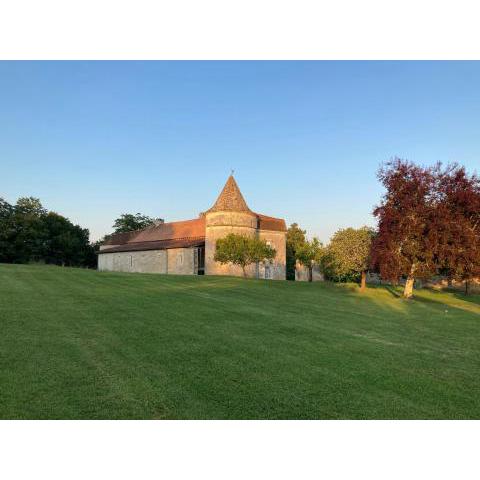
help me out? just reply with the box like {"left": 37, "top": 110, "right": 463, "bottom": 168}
{"left": 104, "top": 217, "right": 205, "bottom": 246}
{"left": 255, "top": 213, "right": 287, "bottom": 232}
{"left": 99, "top": 236, "right": 205, "bottom": 254}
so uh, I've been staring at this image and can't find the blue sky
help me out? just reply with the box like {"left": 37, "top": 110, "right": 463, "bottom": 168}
{"left": 1, "top": 61, "right": 479, "bottom": 242}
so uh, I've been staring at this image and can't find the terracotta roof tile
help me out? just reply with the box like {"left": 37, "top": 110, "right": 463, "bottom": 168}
{"left": 206, "top": 175, "right": 252, "bottom": 213}
{"left": 255, "top": 213, "right": 287, "bottom": 232}
{"left": 104, "top": 230, "right": 140, "bottom": 246}
{"left": 99, "top": 236, "right": 205, "bottom": 254}
{"left": 131, "top": 217, "right": 205, "bottom": 243}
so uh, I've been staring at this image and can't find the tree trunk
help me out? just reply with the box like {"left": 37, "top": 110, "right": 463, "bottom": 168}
{"left": 308, "top": 266, "right": 313, "bottom": 282}
{"left": 403, "top": 275, "right": 415, "bottom": 298}
{"left": 360, "top": 271, "right": 367, "bottom": 292}
{"left": 242, "top": 265, "right": 247, "bottom": 277}
{"left": 465, "top": 279, "right": 469, "bottom": 296}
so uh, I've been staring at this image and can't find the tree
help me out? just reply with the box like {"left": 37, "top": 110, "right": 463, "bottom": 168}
{"left": 113, "top": 213, "right": 158, "bottom": 233}
{"left": 43, "top": 212, "right": 95, "bottom": 267}
{"left": 434, "top": 164, "right": 480, "bottom": 295}
{"left": 0, "top": 198, "right": 15, "bottom": 263}
{"left": 323, "top": 226, "right": 374, "bottom": 291}
{"left": 286, "top": 223, "right": 306, "bottom": 280}
{"left": 214, "top": 233, "right": 276, "bottom": 277}
{"left": 371, "top": 159, "right": 437, "bottom": 298}
{"left": 12, "top": 197, "right": 49, "bottom": 263}
{"left": 296, "top": 237, "right": 324, "bottom": 282}
{"left": 0, "top": 196, "right": 96, "bottom": 268}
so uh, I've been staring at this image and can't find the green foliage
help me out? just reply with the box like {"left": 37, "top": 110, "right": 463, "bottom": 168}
{"left": 295, "top": 237, "right": 324, "bottom": 281}
{"left": 43, "top": 212, "right": 96, "bottom": 267}
{"left": 0, "top": 196, "right": 95, "bottom": 267}
{"left": 323, "top": 226, "right": 374, "bottom": 282}
{"left": 113, "top": 213, "right": 158, "bottom": 233}
{"left": 0, "top": 198, "right": 15, "bottom": 263}
{"left": 11, "top": 197, "right": 49, "bottom": 263}
{"left": 286, "top": 223, "right": 306, "bottom": 280}
{"left": 214, "top": 233, "right": 276, "bottom": 276}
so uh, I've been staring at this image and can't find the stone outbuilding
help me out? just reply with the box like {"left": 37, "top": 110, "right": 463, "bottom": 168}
{"left": 98, "top": 175, "right": 287, "bottom": 279}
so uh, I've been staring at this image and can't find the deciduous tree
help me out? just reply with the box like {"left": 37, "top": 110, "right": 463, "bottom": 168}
{"left": 323, "top": 226, "right": 374, "bottom": 291}
{"left": 113, "top": 213, "right": 158, "bottom": 233}
{"left": 286, "top": 223, "right": 306, "bottom": 280}
{"left": 296, "top": 237, "right": 324, "bottom": 282}
{"left": 371, "top": 159, "right": 437, "bottom": 298}
{"left": 434, "top": 164, "right": 480, "bottom": 295}
{"left": 214, "top": 233, "right": 276, "bottom": 277}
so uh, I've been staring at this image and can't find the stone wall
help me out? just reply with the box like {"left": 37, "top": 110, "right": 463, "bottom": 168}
{"left": 98, "top": 250, "right": 167, "bottom": 273}
{"left": 204, "top": 210, "right": 258, "bottom": 277}
{"left": 258, "top": 230, "right": 287, "bottom": 280}
{"left": 204, "top": 211, "right": 287, "bottom": 280}
{"left": 167, "top": 248, "right": 196, "bottom": 275}
{"left": 295, "top": 262, "right": 324, "bottom": 282}
{"left": 98, "top": 247, "right": 198, "bottom": 275}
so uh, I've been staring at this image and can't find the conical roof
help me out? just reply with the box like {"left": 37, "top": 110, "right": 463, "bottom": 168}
{"left": 207, "top": 175, "right": 252, "bottom": 213}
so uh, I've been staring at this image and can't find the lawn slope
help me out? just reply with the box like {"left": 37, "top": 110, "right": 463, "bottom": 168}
{"left": 1, "top": 264, "right": 479, "bottom": 419}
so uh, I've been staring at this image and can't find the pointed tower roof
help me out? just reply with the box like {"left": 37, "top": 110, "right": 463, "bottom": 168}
{"left": 207, "top": 175, "right": 252, "bottom": 213}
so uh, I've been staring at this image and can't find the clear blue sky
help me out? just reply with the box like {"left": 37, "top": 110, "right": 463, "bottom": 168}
{"left": 1, "top": 61, "right": 479, "bottom": 242}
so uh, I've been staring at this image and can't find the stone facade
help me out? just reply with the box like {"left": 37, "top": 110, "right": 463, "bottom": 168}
{"left": 98, "top": 175, "right": 287, "bottom": 279}
{"left": 295, "top": 262, "right": 324, "bottom": 282}
{"left": 98, "top": 247, "right": 200, "bottom": 275}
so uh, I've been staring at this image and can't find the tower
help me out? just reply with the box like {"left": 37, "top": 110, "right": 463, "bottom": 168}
{"left": 204, "top": 175, "right": 259, "bottom": 277}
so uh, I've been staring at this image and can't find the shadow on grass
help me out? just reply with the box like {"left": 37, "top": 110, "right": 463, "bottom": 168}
{"left": 452, "top": 291, "right": 480, "bottom": 306}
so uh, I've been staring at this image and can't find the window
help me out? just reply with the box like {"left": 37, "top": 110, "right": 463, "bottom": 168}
{"left": 265, "top": 265, "right": 272, "bottom": 279}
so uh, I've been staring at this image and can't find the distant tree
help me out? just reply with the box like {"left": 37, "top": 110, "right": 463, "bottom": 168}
{"left": 296, "top": 237, "right": 324, "bottom": 282}
{"left": 371, "top": 159, "right": 437, "bottom": 298}
{"left": 433, "top": 164, "right": 480, "bottom": 295}
{"left": 12, "top": 197, "right": 49, "bottom": 263}
{"left": 214, "top": 233, "right": 276, "bottom": 277}
{"left": 323, "top": 226, "right": 374, "bottom": 291}
{"left": 113, "top": 213, "right": 158, "bottom": 233}
{"left": 43, "top": 212, "right": 95, "bottom": 267}
{"left": 0, "top": 198, "right": 15, "bottom": 263}
{"left": 286, "top": 223, "right": 306, "bottom": 280}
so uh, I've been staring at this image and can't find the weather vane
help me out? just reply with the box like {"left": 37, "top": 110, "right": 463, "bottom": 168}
{"left": 231, "top": 168, "right": 235, "bottom": 176}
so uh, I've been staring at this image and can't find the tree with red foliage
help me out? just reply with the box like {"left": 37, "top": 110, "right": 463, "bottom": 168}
{"left": 371, "top": 159, "right": 437, "bottom": 298}
{"left": 434, "top": 164, "right": 480, "bottom": 295}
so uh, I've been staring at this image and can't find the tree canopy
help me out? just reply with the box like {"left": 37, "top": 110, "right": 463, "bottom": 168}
{"left": 214, "top": 233, "right": 276, "bottom": 277}
{"left": 323, "top": 226, "right": 374, "bottom": 290}
{"left": 371, "top": 159, "right": 437, "bottom": 298}
{"left": 295, "top": 237, "right": 324, "bottom": 282}
{"left": 0, "top": 197, "right": 96, "bottom": 268}
{"left": 372, "top": 159, "right": 480, "bottom": 297}
{"left": 433, "top": 163, "right": 480, "bottom": 294}
{"left": 113, "top": 213, "right": 158, "bottom": 233}
{"left": 286, "top": 223, "right": 306, "bottom": 280}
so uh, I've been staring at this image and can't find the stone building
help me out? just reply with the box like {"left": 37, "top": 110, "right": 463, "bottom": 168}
{"left": 98, "top": 175, "right": 287, "bottom": 279}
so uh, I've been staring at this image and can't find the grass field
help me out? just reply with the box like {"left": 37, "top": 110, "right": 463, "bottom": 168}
{"left": 1, "top": 263, "right": 479, "bottom": 419}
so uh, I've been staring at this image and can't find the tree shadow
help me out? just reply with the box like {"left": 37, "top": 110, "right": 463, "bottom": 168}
{"left": 452, "top": 291, "right": 480, "bottom": 306}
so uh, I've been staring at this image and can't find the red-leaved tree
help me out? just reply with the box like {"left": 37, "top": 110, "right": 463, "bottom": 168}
{"left": 434, "top": 164, "right": 480, "bottom": 294}
{"left": 371, "top": 159, "right": 437, "bottom": 298}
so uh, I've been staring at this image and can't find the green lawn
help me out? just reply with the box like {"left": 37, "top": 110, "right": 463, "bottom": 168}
{"left": 1, "top": 263, "right": 479, "bottom": 419}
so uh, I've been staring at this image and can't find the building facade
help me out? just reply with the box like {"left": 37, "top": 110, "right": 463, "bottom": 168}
{"left": 98, "top": 175, "right": 287, "bottom": 280}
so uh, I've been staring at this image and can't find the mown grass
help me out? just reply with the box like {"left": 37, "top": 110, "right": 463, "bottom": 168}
{"left": 1, "top": 263, "right": 479, "bottom": 419}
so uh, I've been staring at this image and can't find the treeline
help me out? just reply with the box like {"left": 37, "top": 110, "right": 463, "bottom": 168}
{"left": 287, "top": 159, "right": 480, "bottom": 298}
{"left": 0, "top": 197, "right": 96, "bottom": 267}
